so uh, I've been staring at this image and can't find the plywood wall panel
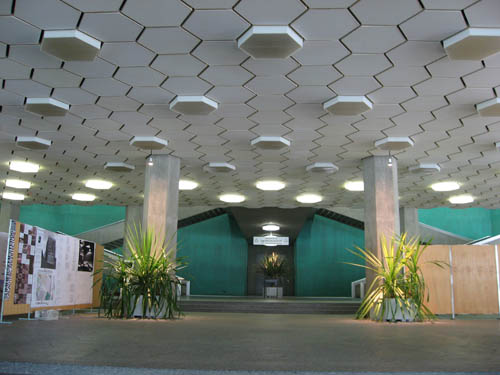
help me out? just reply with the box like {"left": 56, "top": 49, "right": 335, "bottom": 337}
{"left": 420, "top": 245, "right": 452, "bottom": 314}
{"left": 452, "top": 245, "right": 499, "bottom": 314}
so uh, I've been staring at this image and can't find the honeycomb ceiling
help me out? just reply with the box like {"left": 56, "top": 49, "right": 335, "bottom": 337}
{"left": 1, "top": 0, "right": 500, "bottom": 209}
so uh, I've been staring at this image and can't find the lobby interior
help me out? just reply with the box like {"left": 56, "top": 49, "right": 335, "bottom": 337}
{"left": 1, "top": 0, "right": 500, "bottom": 374}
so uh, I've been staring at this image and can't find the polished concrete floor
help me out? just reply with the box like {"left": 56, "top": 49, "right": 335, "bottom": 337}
{"left": 0, "top": 312, "right": 499, "bottom": 374}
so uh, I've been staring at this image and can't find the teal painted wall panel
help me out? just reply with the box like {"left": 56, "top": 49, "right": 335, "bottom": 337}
{"left": 418, "top": 207, "right": 492, "bottom": 239}
{"left": 295, "top": 215, "right": 365, "bottom": 297}
{"left": 177, "top": 214, "right": 248, "bottom": 296}
{"left": 490, "top": 210, "right": 500, "bottom": 235}
{"left": 19, "top": 204, "right": 125, "bottom": 235}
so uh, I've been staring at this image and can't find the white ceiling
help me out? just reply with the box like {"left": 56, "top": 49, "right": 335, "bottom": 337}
{"left": 1, "top": 0, "right": 500, "bottom": 209}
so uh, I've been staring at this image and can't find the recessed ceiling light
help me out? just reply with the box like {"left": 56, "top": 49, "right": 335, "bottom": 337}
{"left": 443, "top": 28, "right": 500, "bottom": 60}
{"left": 5, "top": 179, "right": 31, "bottom": 189}
{"left": 449, "top": 194, "right": 474, "bottom": 204}
{"left": 170, "top": 96, "right": 218, "bottom": 115}
{"left": 41, "top": 29, "right": 101, "bottom": 61}
{"left": 72, "top": 193, "right": 96, "bottom": 202}
{"left": 256, "top": 180, "right": 285, "bottom": 191}
{"left": 85, "top": 179, "right": 113, "bottom": 190}
{"left": 9, "top": 161, "right": 39, "bottom": 173}
{"left": 238, "top": 26, "right": 303, "bottom": 59}
{"left": 431, "top": 181, "right": 460, "bottom": 192}
{"left": 296, "top": 193, "right": 322, "bottom": 204}
{"left": 16, "top": 136, "right": 52, "bottom": 150}
{"left": 344, "top": 181, "right": 364, "bottom": 192}
{"left": 306, "top": 162, "right": 339, "bottom": 174}
{"left": 323, "top": 96, "right": 373, "bottom": 116}
{"left": 179, "top": 180, "right": 199, "bottom": 190}
{"left": 2, "top": 192, "right": 25, "bottom": 201}
{"left": 219, "top": 193, "right": 245, "bottom": 203}
{"left": 104, "top": 162, "right": 135, "bottom": 172}
{"left": 262, "top": 224, "right": 280, "bottom": 232}
{"left": 251, "top": 136, "right": 291, "bottom": 150}
{"left": 25, "top": 97, "right": 70, "bottom": 117}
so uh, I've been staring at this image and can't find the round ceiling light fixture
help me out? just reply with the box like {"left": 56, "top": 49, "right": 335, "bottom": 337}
{"left": 449, "top": 194, "right": 474, "bottom": 204}
{"left": 344, "top": 181, "right": 364, "bottom": 192}
{"left": 296, "top": 193, "right": 322, "bottom": 204}
{"left": 72, "top": 193, "right": 96, "bottom": 202}
{"left": 256, "top": 180, "right": 285, "bottom": 191}
{"left": 431, "top": 181, "right": 460, "bottom": 192}
{"left": 2, "top": 191, "right": 25, "bottom": 201}
{"left": 9, "top": 160, "right": 40, "bottom": 173}
{"left": 179, "top": 180, "right": 199, "bottom": 190}
{"left": 5, "top": 179, "right": 31, "bottom": 189}
{"left": 219, "top": 193, "right": 246, "bottom": 203}
{"left": 262, "top": 224, "right": 280, "bottom": 232}
{"left": 85, "top": 179, "right": 113, "bottom": 190}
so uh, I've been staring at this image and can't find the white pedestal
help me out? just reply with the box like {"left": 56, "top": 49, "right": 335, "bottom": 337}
{"left": 264, "top": 287, "right": 283, "bottom": 298}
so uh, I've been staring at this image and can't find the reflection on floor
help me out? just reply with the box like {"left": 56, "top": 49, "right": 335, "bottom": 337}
{"left": 0, "top": 312, "right": 499, "bottom": 374}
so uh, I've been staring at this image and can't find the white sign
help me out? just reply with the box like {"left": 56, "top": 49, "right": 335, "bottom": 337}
{"left": 253, "top": 236, "right": 289, "bottom": 246}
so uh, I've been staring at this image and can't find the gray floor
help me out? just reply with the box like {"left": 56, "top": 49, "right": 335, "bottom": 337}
{"left": 0, "top": 312, "right": 499, "bottom": 374}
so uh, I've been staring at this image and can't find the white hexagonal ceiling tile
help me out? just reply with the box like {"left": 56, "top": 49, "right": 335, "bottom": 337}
{"left": 122, "top": 0, "right": 190, "bottom": 27}
{"left": 79, "top": 13, "right": 143, "bottom": 42}
{"left": 235, "top": 0, "right": 306, "bottom": 25}
{"left": 292, "top": 9, "right": 359, "bottom": 41}
{"left": 184, "top": 10, "right": 249, "bottom": 41}
{"left": 139, "top": 27, "right": 199, "bottom": 54}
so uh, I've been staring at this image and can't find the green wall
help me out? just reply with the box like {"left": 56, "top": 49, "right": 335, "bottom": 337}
{"left": 177, "top": 214, "right": 248, "bottom": 296}
{"left": 19, "top": 204, "right": 125, "bottom": 235}
{"left": 418, "top": 207, "right": 497, "bottom": 239}
{"left": 295, "top": 215, "right": 365, "bottom": 297}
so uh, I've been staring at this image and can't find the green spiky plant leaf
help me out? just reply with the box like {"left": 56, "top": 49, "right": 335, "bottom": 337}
{"left": 96, "top": 224, "right": 187, "bottom": 319}
{"left": 346, "top": 233, "right": 447, "bottom": 322}
{"left": 260, "top": 252, "right": 288, "bottom": 280}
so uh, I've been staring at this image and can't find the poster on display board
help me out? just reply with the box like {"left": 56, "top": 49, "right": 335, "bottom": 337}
{"left": 1, "top": 220, "right": 101, "bottom": 317}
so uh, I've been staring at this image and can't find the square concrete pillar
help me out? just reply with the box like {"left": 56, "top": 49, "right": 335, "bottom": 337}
{"left": 124, "top": 205, "right": 143, "bottom": 257}
{"left": 363, "top": 156, "right": 400, "bottom": 287}
{"left": 142, "top": 155, "right": 180, "bottom": 257}
{"left": 400, "top": 207, "right": 419, "bottom": 239}
{"left": 0, "top": 202, "right": 20, "bottom": 233}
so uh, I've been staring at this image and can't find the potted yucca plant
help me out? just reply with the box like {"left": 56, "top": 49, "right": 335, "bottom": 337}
{"left": 260, "top": 252, "right": 288, "bottom": 298}
{"left": 346, "top": 233, "right": 446, "bottom": 322}
{"left": 97, "top": 225, "right": 187, "bottom": 319}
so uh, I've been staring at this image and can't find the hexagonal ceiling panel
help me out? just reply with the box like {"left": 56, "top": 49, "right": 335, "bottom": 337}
{"left": 0, "top": 0, "right": 499, "bottom": 210}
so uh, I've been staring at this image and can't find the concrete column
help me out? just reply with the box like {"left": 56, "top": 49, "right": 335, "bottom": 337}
{"left": 142, "top": 155, "right": 180, "bottom": 257}
{"left": 124, "top": 205, "right": 143, "bottom": 256}
{"left": 363, "top": 156, "right": 400, "bottom": 287}
{"left": 400, "top": 207, "right": 419, "bottom": 239}
{"left": 0, "top": 202, "right": 20, "bottom": 233}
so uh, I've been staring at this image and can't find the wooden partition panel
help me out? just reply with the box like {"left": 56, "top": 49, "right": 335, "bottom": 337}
{"left": 420, "top": 245, "right": 452, "bottom": 314}
{"left": 452, "top": 245, "right": 499, "bottom": 314}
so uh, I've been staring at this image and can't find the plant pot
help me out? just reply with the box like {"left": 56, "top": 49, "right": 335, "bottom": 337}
{"left": 264, "top": 287, "right": 283, "bottom": 299}
{"left": 132, "top": 295, "right": 167, "bottom": 318}
{"left": 383, "top": 298, "right": 416, "bottom": 322}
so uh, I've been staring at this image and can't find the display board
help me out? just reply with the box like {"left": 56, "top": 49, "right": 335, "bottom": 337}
{"left": 1, "top": 220, "right": 103, "bottom": 317}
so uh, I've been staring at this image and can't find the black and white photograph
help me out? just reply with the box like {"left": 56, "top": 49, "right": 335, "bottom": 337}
{"left": 78, "top": 241, "right": 95, "bottom": 272}
{"left": 41, "top": 236, "right": 57, "bottom": 270}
